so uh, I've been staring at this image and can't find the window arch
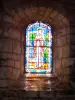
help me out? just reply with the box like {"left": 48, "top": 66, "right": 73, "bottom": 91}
{"left": 25, "top": 21, "right": 52, "bottom": 74}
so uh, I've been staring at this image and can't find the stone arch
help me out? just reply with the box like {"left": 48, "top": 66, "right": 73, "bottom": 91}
{"left": 0, "top": 6, "right": 70, "bottom": 87}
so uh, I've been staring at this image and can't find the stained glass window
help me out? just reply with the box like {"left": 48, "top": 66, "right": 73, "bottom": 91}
{"left": 25, "top": 21, "right": 52, "bottom": 74}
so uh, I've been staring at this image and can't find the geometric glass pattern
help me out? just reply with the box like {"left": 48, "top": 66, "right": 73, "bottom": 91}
{"left": 25, "top": 21, "right": 52, "bottom": 74}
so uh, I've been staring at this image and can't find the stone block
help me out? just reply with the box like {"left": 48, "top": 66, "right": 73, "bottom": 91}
{"left": 13, "top": 13, "right": 21, "bottom": 22}
{"left": 0, "top": 80, "right": 8, "bottom": 87}
{"left": 0, "top": 59, "right": 14, "bottom": 67}
{"left": 3, "top": 15, "right": 12, "bottom": 23}
{"left": 71, "top": 35, "right": 75, "bottom": 44}
{"left": 63, "top": 68, "right": 69, "bottom": 76}
{"left": 8, "top": 53, "right": 20, "bottom": 61}
{"left": 8, "top": 67, "right": 13, "bottom": 79}
{"left": 31, "top": 7, "right": 38, "bottom": 13}
{"left": 56, "top": 89, "right": 75, "bottom": 98}
{"left": 58, "top": 13, "right": 64, "bottom": 21}
{"left": 0, "top": 52, "right": 20, "bottom": 61}
{"left": 70, "top": 51, "right": 75, "bottom": 58}
{"left": 53, "top": 47, "right": 58, "bottom": 59}
{"left": 20, "top": 65, "right": 24, "bottom": 75}
{"left": 56, "top": 36, "right": 67, "bottom": 46}
{"left": 56, "top": 66, "right": 69, "bottom": 77}
{"left": 0, "top": 29, "right": 2, "bottom": 35}
{"left": 8, "top": 60, "right": 14, "bottom": 67}
{"left": 25, "top": 8, "right": 33, "bottom": 20}
{"left": 12, "top": 18, "right": 19, "bottom": 26}
{"left": 71, "top": 27, "right": 75, "bottom": 34}
{"left": 39, "top": 91, "right": 54, "bottom": 98}
{"left": 53, "top": 36, "right": 56, "bottom": 46}
{"left": 0, "top": 39, "right": 12, "bottom": 52}
{"left": 15, "top": 61, "right": 20, "bottom": 69}
{"left": 66, "top": 35, "right": 70, "bottom": 44}
{"left": 3, "top": 31, "right": 8, "bottom": 37}
{"left": 17, "top": 8, "right": 25, "bottom": 19}
{"left": 12, "top": 54, "right": 20, "bottom": 61}
{"left": 55, "top": 67, "right": 63, "bottom": 76}
{"left": 8, "top": 28, "right": 21, "bottom": 40}
{"left": 56, "top": 28, "right": 69, "bottom": 37}
{"left": 20, "top": 54, "right": 24, "bottom": 67}
{"left": 62, "top": 76, "right": 69, "bottom": 84}
{"left": 71, "top": 45, "right": 75, "bottom": 52}
{"left": 53, "top": 60, "right": 56, "bottom": 73}
{"left": 62, "top": 58, "right": 70, "bottom": 67}
{"left": 21, "top": 33, "right": 24, "bottom": 42}
{"left": 13, "top": 40, "right": 21, "bottom": 54}
{"left": 25, "top": 91, "right": 38, "bottom": 97}
{"left": 20, "top": 54, "right": 24, "bottom": 75}
{"left": 50, "top": 10, "right": 58, "bottom": 19}
{"left": 0, "top": 53, "right": 8, "bottom": 59}
{"left": 0, "top": 67, "right": 8, "bottom": 79}
{"left": 8, "top": 39, "right": 13, "bottom": 52}
{"left": 8, "top": 79, "right": 16, "bottom": 87}
{"left": 55, "top": 59, "right": 61, "bottom": 69}
{"left": 42, "top": 8, "right": 52, "bottom": 20}
{"left": 0, "top": 59, "right": 8, "bottom": 66}
{"left": 12, "top": 69, "right": 20, "bottom": 80}
{"left": 62, "top": 17, "right": 69, "bottom": 26}
{"left": 22, "top": 43, "right": 24, "bottom": 54}
{"left": 62, "top": 45, "right": 70, "bottom": 58}
{"left": 57, "top": 47, "right": 62, "bottom": 59}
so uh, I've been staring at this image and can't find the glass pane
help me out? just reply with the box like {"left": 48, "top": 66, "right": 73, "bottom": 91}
{"left": 25, "top": 21, "right": 52, "bottom": 73}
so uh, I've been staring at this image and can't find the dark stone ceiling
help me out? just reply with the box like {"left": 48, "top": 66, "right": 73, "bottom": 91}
{"left": 0, "top": 0, "right": 75, "bottom": 21}
{"left": 0, "top": 0, "right": 74, "bottom": 9}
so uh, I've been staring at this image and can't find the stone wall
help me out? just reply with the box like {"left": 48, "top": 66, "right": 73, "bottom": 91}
{"left": 0, "top": 0, "right": 75, "bottom": 90}
{"left": 52, "top": 13, "right": 70, "bottom": 86}
{"left": 0, "top": 12, "right": 24, "bottom": 87}
{"left": 0, "top": 6, "right": 70, "bottom": 88}
{"left": 0, "top": 89, "right": 75, "bottom": 100}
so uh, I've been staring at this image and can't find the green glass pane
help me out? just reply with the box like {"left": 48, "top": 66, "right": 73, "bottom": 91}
{"left": 33, "top": 34, "right": 36, "bottom": 39}
{"left": 29, "top": 33, "right": 36, "bottom": 40}
{"left": 45, "top": 34, "right": 48, "bottom": 41}
{"left": 29, "top": 33, "right": 33, "bottom": 39}
{"left": 44, "top": 48, "right": 48, "bottom": 58}
{"left": 44, "top": 54, "right": 48, "bottom": 58}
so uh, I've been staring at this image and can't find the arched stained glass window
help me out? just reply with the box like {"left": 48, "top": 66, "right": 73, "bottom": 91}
{"left": 25, "top": 21, "right": 52, "bottom": 74}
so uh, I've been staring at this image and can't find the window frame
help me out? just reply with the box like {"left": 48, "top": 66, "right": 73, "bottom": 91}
{"left": 24, "top": 21, "right": 53, "bottom": 74}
